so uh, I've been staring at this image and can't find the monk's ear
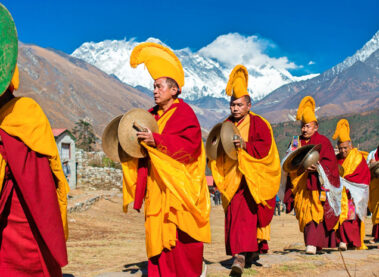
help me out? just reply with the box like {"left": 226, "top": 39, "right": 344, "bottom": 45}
{"left": 313, "top": 121, "right": 319, "bottom": 131}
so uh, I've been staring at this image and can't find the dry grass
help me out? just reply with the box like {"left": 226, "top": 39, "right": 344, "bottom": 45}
{"left": 63, "top": 194, "right": 378, "bottom": 277}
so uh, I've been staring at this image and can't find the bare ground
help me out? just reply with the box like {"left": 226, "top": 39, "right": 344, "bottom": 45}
{"left": 63, "top": 192, "right": 379, "bottom": 277}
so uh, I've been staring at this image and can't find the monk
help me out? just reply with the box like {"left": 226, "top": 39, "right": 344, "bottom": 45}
{"left": 333, "top": 119, "right": 370, "bottom": 250}
{"left": 121, "top": 42, "right": 211, "bottom": 277}
{"left": 0, "top": 4, "right": 69, "bottom": 276}
{"left": 283, "top": 96, "right": 341, "bottom": 255}
{"left": 209, "top": 65, "right": 280, "bottom": 274}
{"left": 368, "top": 145, "right": 379, "bottom": 243}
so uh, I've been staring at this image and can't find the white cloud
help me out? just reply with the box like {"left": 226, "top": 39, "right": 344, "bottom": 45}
{"left": 198, "top": 33, "right": 298, "bottom": 71}
{"left": 308, "top": 60, "right": 315, "bottom": 65}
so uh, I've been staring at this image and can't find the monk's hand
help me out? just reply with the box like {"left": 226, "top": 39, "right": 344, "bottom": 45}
{"left": 233, "top": 135, "right": 246, "bottom": 150}
{"left": 136, "top": 128, "right": 156, "bottom": 147}
{"left": 369, "top": 159, "right": 376, "bottom": 166}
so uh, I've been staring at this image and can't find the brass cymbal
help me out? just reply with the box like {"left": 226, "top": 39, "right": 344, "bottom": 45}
{"left": 205, "top": 123, "right": 222, "bottom": 160}
{"left": 370, "top": 161, "right": 379, "bottom": 179}
{"left": 283, "top": 144, "right": 321, "bottom": 173}
{"left": 102, "top": 115, "right": 131, "bottom": 163}
{"left": 118, "top": 108, "right": 158, "bottom": 158}
{"left": 220, "top": 121, "right": 241, "bottom": 160}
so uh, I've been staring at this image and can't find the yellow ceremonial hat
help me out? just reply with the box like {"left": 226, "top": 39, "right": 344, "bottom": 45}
{"left": 296, "top": 96, "right": 317, "bottom": 123}
{"left": 130, "top": 42, "right": 184, "bottom": 90}
{"left": 9, "top": 64, "right": 19, "bottom": 92}
{"left": 332, "top": 119, "right": 351, "bottom": 143}
{"left": 226, "top": 65, "right": 249, "bottom": 99}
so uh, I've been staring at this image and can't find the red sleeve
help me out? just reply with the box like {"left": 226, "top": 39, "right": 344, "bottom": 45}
{"left": 0, "top": 129, "right": 68, "bottom": 266}
{"left": 307, "top": 132, "right": 340, "bottom": 189}
{"left": 152, "top": 102, "right": 202, "bottom": 164}
{"left": 133, "top": 158, "right": 148, "bottom": 211}
{"left": 375, "top": 147, "right": 379, "bottom": 161}
{"left": 344, "top": 157, "right": 371, "bottom": 185}
{"left": 245, "top": 114, "right": 272, "bottom": 159}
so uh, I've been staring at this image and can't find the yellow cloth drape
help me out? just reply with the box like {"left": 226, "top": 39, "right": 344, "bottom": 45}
{"left": 121, "top": 106, "right": 211, "bottom": 258}
{"left": 0, "top": 97, "right": 69, "bottom": 239}
{"left": 257, "top": 225, "right": 271, "bottom": 241}
{"left": 290, "top": 170, "right": 324, "bottom": 232}
{"left": 210, "top": 112, "right": 281, "bottom": 210}
{"left": 338, "top": 148, "right": 367, "bottom": 249}
{"left": 369, "top": 178, "right": 379, "bottom": 226}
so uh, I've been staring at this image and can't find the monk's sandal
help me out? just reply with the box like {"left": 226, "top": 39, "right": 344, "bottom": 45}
{"left": 231, "top": 254, "right": 245, "bottom": 274}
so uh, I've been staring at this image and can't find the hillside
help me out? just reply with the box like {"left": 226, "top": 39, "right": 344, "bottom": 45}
{"left": 15, "top": 42, "right": 153, "bottom": 136}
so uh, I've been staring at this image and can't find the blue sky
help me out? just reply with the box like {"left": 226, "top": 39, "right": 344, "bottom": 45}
{"left": 3, "top": 0, "right": 379, "bottom": 76}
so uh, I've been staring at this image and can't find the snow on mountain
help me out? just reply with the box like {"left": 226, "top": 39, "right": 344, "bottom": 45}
{"left": 325, "top": 30, "right": 379, "bottom": 78}
{"left": 72, "top": 34, "right": 318, "bottom": 101}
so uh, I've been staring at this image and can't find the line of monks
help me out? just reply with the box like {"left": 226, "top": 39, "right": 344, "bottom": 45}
{"left": 0, "top": 3, "right": 378, "bottom": 277}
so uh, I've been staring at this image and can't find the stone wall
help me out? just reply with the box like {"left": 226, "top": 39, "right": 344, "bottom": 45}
{"left": 76, "top": 149, "right": 122, "bottom": 190}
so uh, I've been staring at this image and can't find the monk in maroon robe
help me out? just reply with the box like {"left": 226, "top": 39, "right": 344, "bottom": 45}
{"left": 134, "top": 77, "right": 208, "bottom": 277}
{"left": 336, "top": 153, "right": 370, "bottom": 249}
{"left": 283, "top": 96, "right": 340, "bottom": 254}
{"left": 0, "top": 90, "right": 68, "bottom": 276}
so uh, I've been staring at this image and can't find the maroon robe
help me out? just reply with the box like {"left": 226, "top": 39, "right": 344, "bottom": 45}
{"left": 284, "top": 131, "right": 340, "bottom": 249}
{"left": 0, "top": 130, "right": 67, "bottom": 276}
{"left": 133, "top": 99, "right": 204, "bottom": 277}
{"left": 336, "top": 156, "right": 370, "bottom": 247}
{"left": 225, "top": 113, "right": 276, "bottom": 256}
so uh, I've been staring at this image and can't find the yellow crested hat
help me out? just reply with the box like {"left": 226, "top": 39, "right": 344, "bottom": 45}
{"left": 9, "top": 64, "right": 19, "bottom": 92}
{"left": 130, "top": 42, "right": 184, "bottom": 90}
{"left": 226, "top": 65, "right": 249, "bottom": 99}
{"left": 332, "top": 119, "right": 351, "bottom": 143}
{"left": 296, "top": 96, "right": 317, "bottom": 123}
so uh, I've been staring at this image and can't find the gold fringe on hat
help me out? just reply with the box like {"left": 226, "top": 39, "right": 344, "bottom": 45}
{"left": 296, "top": 96, "right": 317, "bottom": 123}
{"left": 225, "top": 65, "right": 249, "bottom": 98}
{"left": 332, "top": 119, "right": 351, "bottom": 143}
{"left": 130, "top": 42, "right": 184, "bottom": 89}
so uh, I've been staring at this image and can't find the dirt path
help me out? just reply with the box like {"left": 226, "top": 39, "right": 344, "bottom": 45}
{"left": 63, "top": 192, "right": 379, "bottom": 277}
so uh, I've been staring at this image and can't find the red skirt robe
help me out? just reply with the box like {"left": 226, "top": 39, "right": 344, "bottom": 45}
{"left": 225, "top": 113, "right": 276, "bottom": 256}
{"left": 134, "top": 99, "right": 204, "bottom": 277}
{"left": 0, "top": 130, "right": 67, "bottom": 276}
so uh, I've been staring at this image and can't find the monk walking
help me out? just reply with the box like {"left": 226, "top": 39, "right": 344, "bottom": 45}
{"left": 121, "top": 42, "right": 211, "bottom": 277}
{"left": 283, "top": 96, "right": 341, "bottom": 254}
{"left": 209, "top": 65, "right": 280, "bottom": 274}
{"left": 333, "top": 119, "right": 370, "bottom": 250}
{"left": 0, "top": 4, "right": 69, "bottom": 276}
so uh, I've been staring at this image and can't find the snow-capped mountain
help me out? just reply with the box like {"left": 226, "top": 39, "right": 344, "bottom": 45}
{"left": 253, "top": 30, "right": 379, "bottom": 123}
{"left": 324, "top": 30, "right": 379, "bottom": 78}
{"left": 72, "top": 34, "right": 317, "bottom": 101}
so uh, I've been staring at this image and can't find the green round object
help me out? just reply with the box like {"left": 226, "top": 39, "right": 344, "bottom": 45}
{"left": 0, "top": 4, "right": 18, "bottom": 95}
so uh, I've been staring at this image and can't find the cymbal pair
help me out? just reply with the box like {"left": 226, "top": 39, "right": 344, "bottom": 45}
{"left": 282, "top": 144, "right": 321, "bottom": 173}
{"left": 102, "top": 109, "right": 158, "bottom": 162}
{"left": 205, "top": 121, "right": 241, "bottom": 161}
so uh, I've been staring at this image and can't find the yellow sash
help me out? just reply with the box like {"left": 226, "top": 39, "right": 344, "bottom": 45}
{"left": 0, "top": 97, "right": 69, "bottom": 239}
{"left": 122, "top": 105, "right": 211, "bottom": 258}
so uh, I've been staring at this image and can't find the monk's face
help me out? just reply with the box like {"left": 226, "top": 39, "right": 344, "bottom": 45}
{"left": 338, "top": 141, "right": 353, "bottom": 159}
{"left": 301, "top": 121, "right": 318, "bottom": 139}
{"left": 153, "top": 77, "right": 177, "bottom": 107}
{"left": 230, "top": 96, "right": 251, "bottom": 121}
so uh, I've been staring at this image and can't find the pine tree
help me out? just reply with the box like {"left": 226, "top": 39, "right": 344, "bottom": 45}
{"left": 72, "top": 120, "right": 97, "bottom": 151}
